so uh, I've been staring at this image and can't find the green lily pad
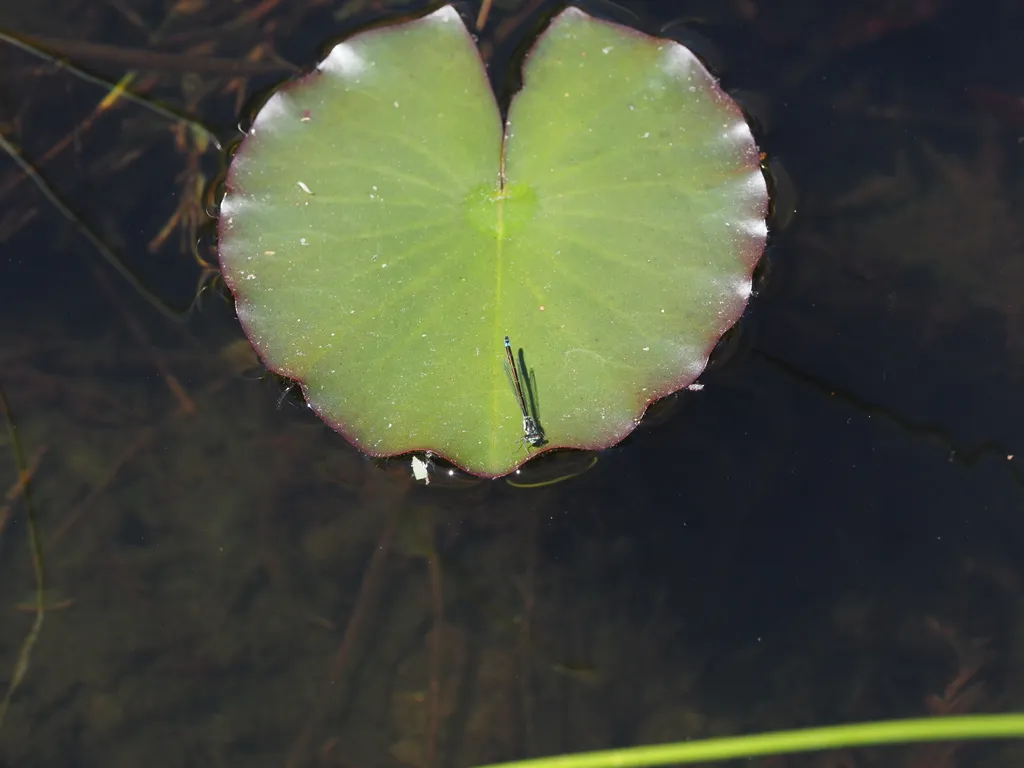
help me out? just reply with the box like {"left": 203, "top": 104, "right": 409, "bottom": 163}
{"left": 218, "top": 5, "right": 768, "bottom": 478}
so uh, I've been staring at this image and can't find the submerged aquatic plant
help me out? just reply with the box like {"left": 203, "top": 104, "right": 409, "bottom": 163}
{"left": 0, "top": 386, "right": 46, "bottom": 734}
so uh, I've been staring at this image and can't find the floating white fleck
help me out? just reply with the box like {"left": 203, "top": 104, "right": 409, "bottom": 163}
{"left": 735, "top": 279, "right": 752, "bottom": 299}
{"left": 687, "top": 383, "right": 704, "bottom": 392}
{"left": 602, "top": 46, "right": 614, "bottom": 54}
{"left": 297, "top": 181, "right": 313, "bottom": 194}
{"left": 411, "top": 455, "right": 431, "bottom": 484}
{"left": 300, "top": 237, "right": 308, "bottom": 245}
{"left": 320, "top": 43, "right": 365, "bottom": 77}
{"left": 393, "top": 100, "right": 400, "bottom": 108}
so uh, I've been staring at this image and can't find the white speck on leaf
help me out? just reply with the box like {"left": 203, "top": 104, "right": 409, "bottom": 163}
{"left": 297, "top": 181, "right": 313, "bottom": 194}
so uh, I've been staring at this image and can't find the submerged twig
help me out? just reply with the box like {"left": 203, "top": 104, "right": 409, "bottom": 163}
{"left": 754, "top": 347, "right": 1024, "bottom": 492}
{"left": 0, "top": 30, "right": 221, "bottom": 150}
{"left": 4, "top": 30, "right": 296, "bottom": 77}
{"left": 0, "top": 446, "right": 46, "bottom": 540}
{"left": 48, "top": 426, "right": 155, "bottom": 550}
{"left": 476, "top": 0, "right": 494, "bottom": 30}
{"left": 427, "top": 546, "right": 444, "bottom": 768}
{"left": 0, "top": 72, "right": 137, "bottom": 202}
{"left": 286, "top": 518, "right": 397, "bottom": 768}
{"left": 518, "top": 512, "right": 538, "bottom": 754}
{"left": 89, "top": 265, "right": 196, "bottom": 413}
{"left": 0, "top": 131, "right": 190, "bottom": 323}
{"left": 0, "top": 385, "right": 47, "bottom": 733}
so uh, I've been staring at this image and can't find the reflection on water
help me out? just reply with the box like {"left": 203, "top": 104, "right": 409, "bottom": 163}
{"left": 1, "top": 0, "right": 1023, "bottom": 766}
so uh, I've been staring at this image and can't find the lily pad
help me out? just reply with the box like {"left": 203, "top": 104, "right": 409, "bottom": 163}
{"left": 218, "top": 5, "right": 768, "bottom": 478}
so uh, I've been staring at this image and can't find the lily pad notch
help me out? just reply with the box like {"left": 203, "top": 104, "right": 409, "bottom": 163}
{"left": 217, "top": 5, "right": 769, "bottom": 477}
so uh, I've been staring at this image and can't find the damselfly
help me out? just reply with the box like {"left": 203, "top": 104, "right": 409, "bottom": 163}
{"left": 504, "top": 335, "right": 545, "bottom": 448}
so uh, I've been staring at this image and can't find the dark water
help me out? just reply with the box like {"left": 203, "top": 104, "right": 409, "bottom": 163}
{"left": 1, "top": 0, "right": 1022, "bottom": 766}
